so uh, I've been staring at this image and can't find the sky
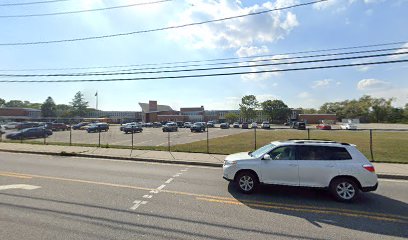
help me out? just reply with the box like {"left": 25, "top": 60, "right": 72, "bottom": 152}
{"left": 0, "top": 0, "right": 407, "bottom": 111}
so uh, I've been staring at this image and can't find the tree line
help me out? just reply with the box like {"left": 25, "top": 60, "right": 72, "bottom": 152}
{"left": 224, "top": 95, "right": 408, "bottom": 124}
{"left": 0, "top": 91, "right": 90, "bottom": 118}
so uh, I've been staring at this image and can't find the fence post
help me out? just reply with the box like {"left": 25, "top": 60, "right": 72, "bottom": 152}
{"left": 369, "top": 129, "right": 374, "bottom": 162}
{"left": 20, "top": 132, "right": 23, "bottom": 144}
{"left": 131, "top": 127, "right": 134, "bottom": 150}
{"left": 307, "top": 128, "right": 310, "bottom": 140}
{"left": 206, "top": 125, "right": 209, "bottom": 154}
{"left": 254, "top": 127, "right": 257, "bottom": 150}
{"left": 98, "top": 128, "right": 101, "bottom": 147}
{"left": 43, "top": 128, "right": 46, "bottom": 145}
{"left": 167, "top": 131, "right": 170, "bottom": 152}
{"left": 0, "top": 131, "right": 2, "bottom": 142}
{"left": 69, "top": 121, "right": 72, "bottom": 146}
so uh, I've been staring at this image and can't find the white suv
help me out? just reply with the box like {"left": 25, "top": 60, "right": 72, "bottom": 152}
{"left": 223, "top": 140, "right": 378, "bottom": 202}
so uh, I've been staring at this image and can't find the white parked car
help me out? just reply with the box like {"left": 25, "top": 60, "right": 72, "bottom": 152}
{"left": 0, "top": 125, "right": 5, "bottom": 134}
{"left": 251, "top": 122, "right": 258, "bottom": 128}
{"left": 341, "top": 123, "right": 357, "bottom": 130}
{"left": 223, "top": 140, "right": 378, "bottom": 202}
{"left": 261, "top": 121, "right": 270, "bottom": 129}
{"left": 4, "top": 122, "right": 18, "bottom": 129}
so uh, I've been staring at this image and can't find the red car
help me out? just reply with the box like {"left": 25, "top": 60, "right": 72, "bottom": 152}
{"left": 316, "top": 124, "right": 332, "bottom": 130}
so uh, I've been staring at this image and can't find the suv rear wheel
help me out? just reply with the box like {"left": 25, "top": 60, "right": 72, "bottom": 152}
{"left": 236, "top": 171, "right": 258, "bottom": 194}
{"left": 330, "top": 178, "right": 359, "bottom": 202}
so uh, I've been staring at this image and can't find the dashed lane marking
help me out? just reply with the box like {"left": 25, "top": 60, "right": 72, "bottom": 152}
{"left": 143, "top": 195, "right": 153, "bottom": 199}
{"left": 157, "top": 184, "right": 166, "bottom": 191}
{"left": 130, "top": 200, "right": 148, "bottom": 210}
{"left": 0, "top": 184, "right": 41, "bottom": 191}
{"left": 165, "top": 178, "right": 174, "bottom": 184}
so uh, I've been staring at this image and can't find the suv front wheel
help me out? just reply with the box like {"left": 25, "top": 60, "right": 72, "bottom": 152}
{"left": 236, "top": 171, "right": 258, "bottom": 194}
{"left": 329, "top": 178, "right": 359, "bottom": 202}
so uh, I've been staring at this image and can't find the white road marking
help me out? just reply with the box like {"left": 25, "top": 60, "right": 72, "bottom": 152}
{"left": 180, "top": 169, "right": 187, "bottom": 172}
{"left": 173, "top": 173, "right": 182, "bottom": 177}
{"left": 165, "top": 178, "right": 174, "bottom": 184}
{"left": 0, "top": 184, "right": 41, "bottom": 191}
{"left": 150, "top": 189, "right": 159, "bottom": 194}
{"left": 157, "top": 184, "right": 166, "bottom": 190}
{"left": 143, "top": 195, "right": 153, "bottom": 199}
{"left": 130, "top": 200, "right": 148, "bottom": 210}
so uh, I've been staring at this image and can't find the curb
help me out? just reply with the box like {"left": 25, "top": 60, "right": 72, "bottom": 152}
{"left": 0, "top": 149, "right": 407, "bottom": 180}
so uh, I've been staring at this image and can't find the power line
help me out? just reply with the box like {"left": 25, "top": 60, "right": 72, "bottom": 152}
{"left": 0, "top": 0, "right": 172, "bottom": 18}
{"left": 0, "top": 40, "right": 405, "bottom": 72}
{"left": 1, "top": 59, "right": 406, "bottom": 83}
{"left": 0, "top": 0, "right": 327, "bottom": 46}
{"left": 1, "top": 51, "right": 407, "bottom": 77}
{"left": 0, "top": 0, "right": 69, "bottom": 7}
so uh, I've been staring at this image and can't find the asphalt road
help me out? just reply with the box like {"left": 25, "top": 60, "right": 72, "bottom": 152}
{"left": 0, "top": 152, "right": 407, "bottom": 240}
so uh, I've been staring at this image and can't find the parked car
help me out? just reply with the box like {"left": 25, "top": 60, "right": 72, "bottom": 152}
{"left": 184, "top": 122, "right": 192, "bottom": 128}
{"left": 207, "top": 121, "right": 215, "bottom": 128}
{"left": 190, "top": 122, "right": 206, "bottom": 132}
{"left": 251, "top": 122, "right": 258, "bottom": 128}
{"left": 176, "top": 121, "right": 184, "bottom": 128}
{"left": 233, "top": 122, "right": 240, "bottom": 128}
{"left": 316, "top": 124, "right": 332, "bottom": 130}
{"left": 6, "top": 127, "right": 53, "bottom": 140}
{"left": 153, "top": 122, "right": 162, "bottom": 128}
{"left": 124, "top": 124, "right": 143, "bottom": 134}
{"left": 341, "top": 123, "right": 358, "bottom": 130}
{"left": 0, "top": 125, "right": 5, "bottom": 134}
{"left": 261, "top": 121, "right": 270, "bottom": 129}
{"left": 120, "top": 122, "right": 136, "bottom": 131}
{"left": 222, "top": 139, "right": 378, "bottom": 202}
{"left": 4, "top": 122, "right": 18, "bottom": 129}
{"left": 292, "top": 121, "right": 306, "bottom": 130}
{"left": 241, "top": 122, "right": 249, "bottom": 129}
{"left": 220, "top": 123, "right": 230, "bottom": 129}
{"left": 72, "top": 122, "right": 89, "bottom": 130}
{"left": 16, "top": 122, "right": 40, "bottom": 130}
{"left": 87, "top": 123, "right": 109, "bottom": 133}
{"left": 45, "top": 122, "right": 69, "bottom": 131}
{"left": 162, "top": 122, "right": 178, "bottom": 132}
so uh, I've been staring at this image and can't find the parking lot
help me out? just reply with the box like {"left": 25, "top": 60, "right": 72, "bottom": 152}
{"left": 1, "top": 125, "right": 256, "bottom": 147}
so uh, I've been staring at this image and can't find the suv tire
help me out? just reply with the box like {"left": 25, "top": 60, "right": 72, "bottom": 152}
{"left": 329, "top": 177, "right": 359, "bottom": 202}
{"left": 236, "top": 171, "right": 258, "bottom": 194}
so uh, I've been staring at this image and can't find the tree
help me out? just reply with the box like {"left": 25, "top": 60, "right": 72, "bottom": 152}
{"left": 70, "top": 91, "right": 89, "bottom": 117}
{"left": 0, "top": 98, "right": 5, "bottom": 107}
{"left": 261, "top": 99, "right": 291, "bottom": 123}
{"left": 5, "top": 100, "right": 25, "bottom": 108}
{"left": 369, "top": 97, "right": 393, "bottom": 123}
{"left": 56, "top": 104, "right": 73, "bottom": 118}
{"left": 239, "top": 95, "right": 259, "bottom": 121}
{"left": 224, "top": 112, "right": 239, "bottom": 123}
{"left": 41, "top": 97, "right": 57, "bottom": 118}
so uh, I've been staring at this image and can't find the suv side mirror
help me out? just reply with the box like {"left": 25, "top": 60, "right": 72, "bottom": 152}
{"left": 263, "top": 154, "right": 271, "bottom": 160}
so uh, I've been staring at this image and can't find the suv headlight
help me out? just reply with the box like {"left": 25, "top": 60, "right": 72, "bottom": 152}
{"left": 224, "top": 160, "right": 237, "bottom": 166}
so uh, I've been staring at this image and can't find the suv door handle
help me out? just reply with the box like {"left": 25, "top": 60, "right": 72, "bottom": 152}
{"left": 289, "top": 164, "right": 298, "bottom": 167}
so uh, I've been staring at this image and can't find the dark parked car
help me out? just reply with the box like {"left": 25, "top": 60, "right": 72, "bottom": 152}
{"left": 153, "top": 122, "right": 162, "bottom": 128}
{"left": 176, "top": 121, "right": 184, "bottom": 128}
{"left": 241, "top": 122, "right": 249, "bottom": 129}
{"left": 16, "top": 122, "right": 40, "bottom": 130}
{"left": 72, "top": 122, "right": 89, "bottom": 130}
{"left": 293, "top": 121, "right": 306, "bottom": 130}
{"left": 207, "top": 121, "right": 215, "bottom": 128}
{"left": 6, "top": 127, "right": 52, "bottom": 140}
{"left": 190, "top": 122, "right": 206, "bottom": 132}
{"left": 220, "top": 123, "right": 230, "bottom": 129}
{"left": 124, "top": 124, "right": 143, "bottom": 134}
{"left": 162, "top": 122, "right": 178, "bottom": 132}
{"left": 87, "top": 123, "right": 109, "bottom": 133}
{"left": 46, "top": 122, "right": 69, "bottom": 131}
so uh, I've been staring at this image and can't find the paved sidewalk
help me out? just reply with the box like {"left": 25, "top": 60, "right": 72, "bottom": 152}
{"left": 0, "top": 142, "right": 406, "bottom": 179}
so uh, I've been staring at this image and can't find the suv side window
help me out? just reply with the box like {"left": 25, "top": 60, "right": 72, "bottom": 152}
{"left": 268, "top": 146, "right": 295, "bottom": 160}
{"left": 297, "top": 146, "right": 352, "bottom": 160}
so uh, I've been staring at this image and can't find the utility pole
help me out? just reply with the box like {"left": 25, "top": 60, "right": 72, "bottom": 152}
{"left": 95, "top": 91, "right": 98, "bottom": 110}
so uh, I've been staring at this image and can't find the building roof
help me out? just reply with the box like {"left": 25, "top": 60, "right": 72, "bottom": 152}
{"left": 0, "top": 107, "right": 41, "bottom": 112}
{"left": 139, "top": 103, "right": 173, "bottom": 113}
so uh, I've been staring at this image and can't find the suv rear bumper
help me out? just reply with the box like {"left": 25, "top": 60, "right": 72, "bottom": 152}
{"left": 361, "top": 183, "right": 378, "bottom": 192}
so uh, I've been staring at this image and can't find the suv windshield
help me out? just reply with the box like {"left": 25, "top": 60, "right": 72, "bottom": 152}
{"left": 250, "top": 143, "right": 275, "bottom": 158}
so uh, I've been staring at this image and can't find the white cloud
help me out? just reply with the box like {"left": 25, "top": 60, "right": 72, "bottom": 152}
{"left": 366, "top": 88, "right": 408, "bottom": 107}
{"left": 312, "top": 79, "right": 333, "bottom": 88}
{"left": 298, "top": 92, "right": 311, "bottom": 98}
{"left": 236, "top": 46, "right": 269, "bottom": 58}
{"left": 388, "top": 42, "right": 408, "bottom": 60}
{"left": 313, "top": 0, "right": 340, "bottom": 10}
{"left": 357, "top": 79, "right": 391, "bottom": 90}
{"left": 167, "top": 0, "right": 299, "bottom": 49}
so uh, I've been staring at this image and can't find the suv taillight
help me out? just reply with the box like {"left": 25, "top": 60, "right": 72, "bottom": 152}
{"left": 363, "top": 164, "right": 375, "bottom": 173}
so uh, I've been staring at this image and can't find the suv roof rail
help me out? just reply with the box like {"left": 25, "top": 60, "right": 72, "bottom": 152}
{"left": 285, "top": 139, "right": 351, "bottom": 145}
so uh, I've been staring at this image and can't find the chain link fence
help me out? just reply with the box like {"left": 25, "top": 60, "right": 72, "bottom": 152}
{"left": 0, "top": 119, "right": 407, "bottom": 163}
